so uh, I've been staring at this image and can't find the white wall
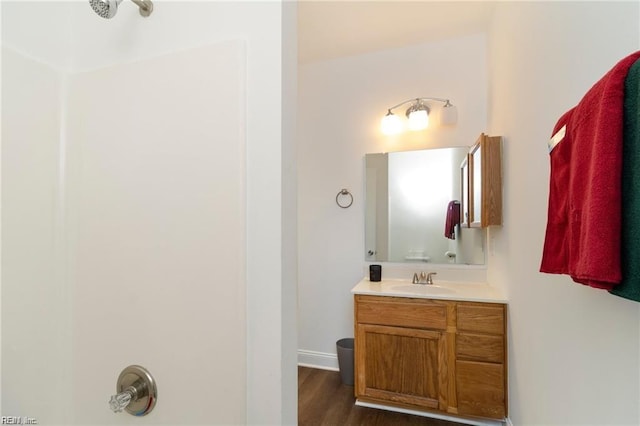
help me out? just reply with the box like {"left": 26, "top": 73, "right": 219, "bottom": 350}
{"left": 1, "top": 45, "right": 72, "bottom": 425}
{"left": 297, "top": 34, "right": 489, "bottom": 368}
{"left": 2, "top": 1, "right": 296, "bottom": 424}
{"left": 488, "top": 2, "right": 640, "bottom": 425}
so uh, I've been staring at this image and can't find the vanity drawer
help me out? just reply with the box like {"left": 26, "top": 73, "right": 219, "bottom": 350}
{"left": 355, "top": 296, "right": 447, "bottom": 330}
{"left": 456, "top": 333, "right": 504, "bottom": 363}
{"left": 457, "top": 303, "right": 505, "bottom": 335}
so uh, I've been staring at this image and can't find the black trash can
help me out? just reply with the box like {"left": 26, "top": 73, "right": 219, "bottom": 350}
{"left": 336, "top": 338, "right": 355, "bottom": 386}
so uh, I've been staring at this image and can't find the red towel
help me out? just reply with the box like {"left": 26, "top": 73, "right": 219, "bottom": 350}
{"left": 540, "top": 51, "right": 640, "bottom": 289}
{"left": 444, "top": 201, "right": 460, "bottom": 240}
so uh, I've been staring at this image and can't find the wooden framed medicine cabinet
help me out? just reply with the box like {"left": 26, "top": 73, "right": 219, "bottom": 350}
{"left": 462, "top": 133, "right": 502, "bottom": 228}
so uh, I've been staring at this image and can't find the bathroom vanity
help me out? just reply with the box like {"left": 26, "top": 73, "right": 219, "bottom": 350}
{"left": 352, "top": 279, "right": 508, "bottom": 422}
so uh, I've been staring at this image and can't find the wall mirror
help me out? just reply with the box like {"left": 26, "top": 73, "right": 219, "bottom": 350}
{"left": 365, "top": 147, "right": 485, "bottom": 265}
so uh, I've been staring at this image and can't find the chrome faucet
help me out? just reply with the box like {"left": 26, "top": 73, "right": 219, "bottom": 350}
{"left": 412, "top": 271, "right": 437, "bottom": 285}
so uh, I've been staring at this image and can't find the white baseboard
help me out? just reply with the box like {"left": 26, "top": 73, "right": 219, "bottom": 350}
{"left": 505, "top": 417, "right": 514, "bottom": 426}
{"left": 297, "top": 349, "right": 339, "bottom": 371}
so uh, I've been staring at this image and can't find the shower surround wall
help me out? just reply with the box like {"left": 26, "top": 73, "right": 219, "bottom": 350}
{"left": 2, "top": 45, "right": 71, "bottom": 424}
{"left": 3, "top": 36, "right": 246, "bottom": 426}
{"left": 2, "top": 2, "right": 297, "bottom": 424}
{"left": 68, "top": 42, "right": 246, "bottom": 424}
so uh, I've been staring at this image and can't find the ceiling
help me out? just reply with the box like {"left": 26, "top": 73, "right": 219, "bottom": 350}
{"left": 298, "top": 1, "right": 496, "bottom": 63}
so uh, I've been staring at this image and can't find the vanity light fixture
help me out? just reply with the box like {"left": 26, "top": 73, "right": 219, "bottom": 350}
{"left": 381, "top": 97, "right": 457, "bottom": 135}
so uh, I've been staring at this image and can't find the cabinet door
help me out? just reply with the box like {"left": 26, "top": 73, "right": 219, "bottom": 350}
{"left": 456, "top": 360, "right": 505, "bottom": 419}
{"left": 460, "top": 155, "right": 470, "bottom": 227}
{"left": 355, "top": 323, "right": 446, "bottom": 410}
{"left": 469, "top": 133, "right": 502, "bottom": 228}
{"left": 470, "top": 140, "right": 483, "bottom": 227}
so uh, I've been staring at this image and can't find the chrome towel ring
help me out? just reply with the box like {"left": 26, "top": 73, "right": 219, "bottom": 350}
{"left": 336, "top": 189, "right": 353, "bottom": 208}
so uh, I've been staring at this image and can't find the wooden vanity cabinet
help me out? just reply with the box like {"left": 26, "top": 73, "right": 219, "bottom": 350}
{"left": 354, "top": 295, "right": 507, "bottom": 421}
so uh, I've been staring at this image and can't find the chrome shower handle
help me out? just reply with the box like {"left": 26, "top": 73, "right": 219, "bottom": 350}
{"left": 109, "top": 387, "right": 135, "bottom": 413}
{"left": 109, "top": 365, "right": 157, "bottom": 416}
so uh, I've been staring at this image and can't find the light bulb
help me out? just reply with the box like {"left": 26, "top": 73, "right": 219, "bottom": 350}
{"left": 381, "top": 111, "right": 402, "bottom": 135}
{"left": 407, "top": 109, "right": 429, "bottom": 130}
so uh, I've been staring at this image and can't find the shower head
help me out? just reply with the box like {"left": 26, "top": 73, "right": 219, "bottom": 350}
{"left": 89, "top": 0, "right": 153, "bottom": 19}
{"left": 89, "top": 0, "right": 122, "bottom": 19}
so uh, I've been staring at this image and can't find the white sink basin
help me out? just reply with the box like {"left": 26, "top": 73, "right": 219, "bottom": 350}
{"left": 390, "top": 284, "right": 456, "bottom": 295}
{"left": 353, "top": 278, "right": 506, "bottom": 303}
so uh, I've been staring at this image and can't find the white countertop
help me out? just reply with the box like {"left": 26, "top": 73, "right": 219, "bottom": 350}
{"left": 351, "top": 278, "right": 507, "bottom": 303}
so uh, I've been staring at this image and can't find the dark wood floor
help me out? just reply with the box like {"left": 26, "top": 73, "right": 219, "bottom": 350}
{"left": 298, "top": 366, "right": 465, "bottom": 426}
